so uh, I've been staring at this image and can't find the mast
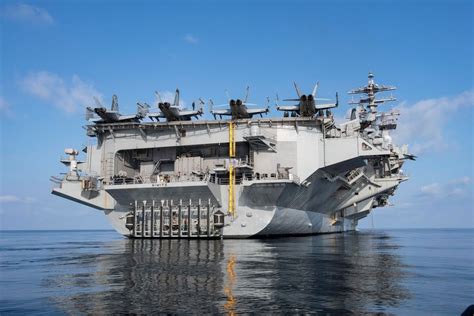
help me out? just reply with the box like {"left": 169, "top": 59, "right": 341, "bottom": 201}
{"left": 348, "top": 72, "right": 397, "bottom": 124}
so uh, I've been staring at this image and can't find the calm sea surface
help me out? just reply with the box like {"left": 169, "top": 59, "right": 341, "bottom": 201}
{"left": 0, "top": 229, "right": 473, "bottom": 315}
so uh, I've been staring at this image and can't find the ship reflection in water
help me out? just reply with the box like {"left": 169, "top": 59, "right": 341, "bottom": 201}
{"left": 44, "top": 231, "right": 409, "bottom": 314}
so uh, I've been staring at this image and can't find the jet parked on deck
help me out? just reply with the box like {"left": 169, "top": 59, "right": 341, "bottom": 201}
{"left": 276, "top": 82, "right": 338, "bottom": 117}
{"left": 139, "top": 89, "right": 204, "bottom": 122}
{"left": 210, "top": 86, "right": 269, "bottom": 120}
{"left": 86, "top": 95, "right": 147, "bottom": 124}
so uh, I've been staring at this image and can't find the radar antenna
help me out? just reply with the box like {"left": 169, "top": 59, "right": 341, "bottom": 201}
{"left": 348, "top": 72, "right": 397, "bottom": 114}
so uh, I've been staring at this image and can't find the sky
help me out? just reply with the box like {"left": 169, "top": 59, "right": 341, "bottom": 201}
{"left": 0, "top": 0, "right": 472, "bottom": 230}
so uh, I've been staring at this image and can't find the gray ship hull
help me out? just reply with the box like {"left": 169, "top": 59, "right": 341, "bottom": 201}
{"left": 105, "top": 205, "right": 356, "bottom": 238}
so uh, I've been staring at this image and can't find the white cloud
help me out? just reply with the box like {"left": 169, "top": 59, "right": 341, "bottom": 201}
{"left": 420, "top": 183, "right": 441, "bottom": 195}
{"left": 0, "top": 195, "right": 36, "bottom": 203}
{"left": 449, "top": 176, "right": 471, "bottom": 186}
{"left": 392, "top": 90, "right": 473, "bottom": 154}
{"left": 0, "top": 96, "right": 13, "bottom": 117}
{"left": 0, "top": 3, "right": 54, "bottom": 25}
{"left": 184, "top": 34, "right": 199, "bottom": 44}
{"left": 0, "top": 195, "right": 21, "bottom": 203}
{"left": 420, "top": 177, "right": 472, "bottom": 198}
{"left": 20, "top": 71, "right": 102, "bottom": 113}
{"left": 0, "top": 97, "right": 8, "bottom": 110}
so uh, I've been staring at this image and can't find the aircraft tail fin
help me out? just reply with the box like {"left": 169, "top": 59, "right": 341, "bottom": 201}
{"left": 136, "top": 102, "right": 149, "bottom": 118}
{"left": 275, "top": 93, "right": 281, "bottom": 107}
{"left": 293, "top": 82, "right": 302, "bottom": 98}
{"left": 198, "top": 98, "right": 205, "bottom": 114}
{"left": 111, "top": 94, "right": 119, "bottom": 112}
{"left": 312, "top": 82, "right": 319, "bottom": 98}
{"left": 208, "top": 99, "right": 217, "bottom": 119}
{"left": 155, "top": 91, "right": 163, "bottom": 105}
{"left": 244, "top": 86, "right": 250, "bottom": 103}
{"left": 174, "top": 89, "right": 180, "bottom": 107}
{"left": 93, "top": 96, "right": 103, "bottom": 108}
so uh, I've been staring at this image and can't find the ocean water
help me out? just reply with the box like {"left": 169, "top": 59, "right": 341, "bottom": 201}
{"left": 0, "top": 229, "right": 472, "bottom": 315}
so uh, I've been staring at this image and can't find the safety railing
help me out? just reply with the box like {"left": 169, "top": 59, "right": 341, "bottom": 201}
{"left": 242, "top": 129, "right": 277, "bottom": 142}
{"left": 107, "top": 170, "right": 299, "bottom": 186}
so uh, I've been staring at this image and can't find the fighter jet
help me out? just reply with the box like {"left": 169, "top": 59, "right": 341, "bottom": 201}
{"left": 276, "top": 82, "right": 338, "bottom": 118}
{"left": 139, "top": 89, "right": 204, "bottom": 122}
{"left": 209, "top": 86, "right": 269, "bottom": 119}
{"left": 86, "top": 95, "right": 147, "bottom": 124}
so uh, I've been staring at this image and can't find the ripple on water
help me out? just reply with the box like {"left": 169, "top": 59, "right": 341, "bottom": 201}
{"left": 1, "top": 229, "right": 473, "bottom": 314}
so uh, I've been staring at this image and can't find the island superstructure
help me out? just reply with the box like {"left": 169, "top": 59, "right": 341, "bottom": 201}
{"left": 51, "top": 73, "right": 413, "bottom": 238}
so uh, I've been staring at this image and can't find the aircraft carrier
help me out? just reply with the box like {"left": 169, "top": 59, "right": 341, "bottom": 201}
{"left": 51, "top": 73, "right": 413, "bottom": 238}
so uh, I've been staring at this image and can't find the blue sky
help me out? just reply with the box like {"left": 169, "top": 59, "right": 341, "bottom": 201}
{"left": 0, "top": 0, "right": 472, "bottom": 230}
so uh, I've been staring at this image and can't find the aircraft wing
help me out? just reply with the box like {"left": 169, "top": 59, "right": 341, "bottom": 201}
{"left": 276, "top": 105, "right": 300, "bottom": 112}
{"left": 87, "top": 117, "right": 105, "bottom": 124}
{"left": 315, "top": 103, "right": 337, "bottom": 110}
{"left": 147, "top": 111, "right": 166, "bottom": 119}
{"left": 177, "top": 110, "right": 201, "bottom": 119}
{"left": 211, "top": 108, "right": 232, "bottom": 116}
{"left": 316, "top": 93, "right": 338, "bottom": 110}
{"left": 246, "top": 108, "right": 269, "bottom": 115}
{"left": 117, "top": 114, "right": 140, "bottom": 121}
